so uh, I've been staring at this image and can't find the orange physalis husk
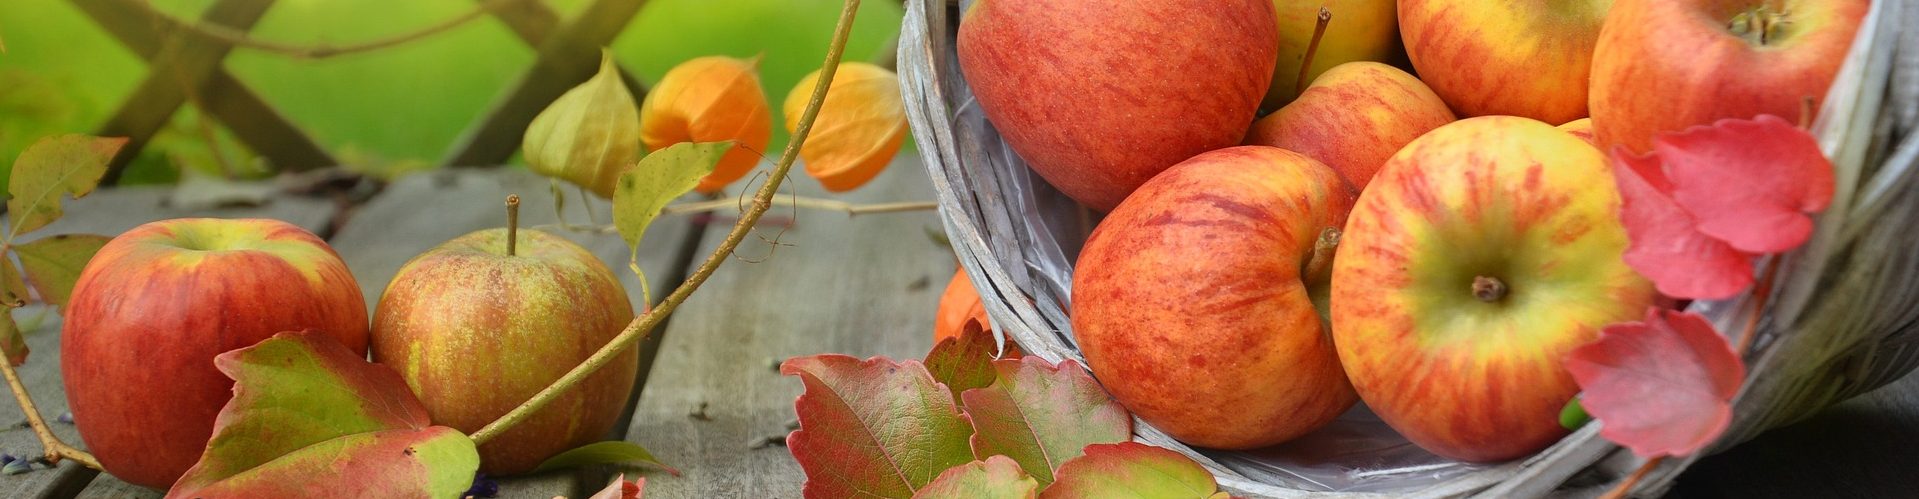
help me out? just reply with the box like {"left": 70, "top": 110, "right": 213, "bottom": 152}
{"left": 639, "top": 55, "right": 773, "bottom": 194}
{"left": 782, "top": 62, "right": 907, "bottom": 192}
{"left": 522, "top": 49, "right": 641, "bottom": 198}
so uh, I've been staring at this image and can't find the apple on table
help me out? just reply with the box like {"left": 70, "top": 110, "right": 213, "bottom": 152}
{"left": 62, "top": 218, "right": 370, "bottom": 489}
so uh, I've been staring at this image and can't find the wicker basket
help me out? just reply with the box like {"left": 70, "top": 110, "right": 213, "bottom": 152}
{"left": 901, "top": 0, "right": 1919, "bottom": 497}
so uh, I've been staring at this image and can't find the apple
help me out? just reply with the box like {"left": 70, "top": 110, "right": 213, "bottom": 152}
{"left": 371, "top": 227, "right": 636, "bottom": 475}
{"left": 1558, "top": 117, "right": 1597, "bottom": 146}
{"left": 1072, "top": 146, "right": 1356, "bottom": 449}
{"left": 62, "top": 218, "right": 369, "bottom": 489}
{"left": 1399, "top": 0, "right": 1612, "bottom": 124}
{"left": 1262, "top": 0, "right": 1401, "bottom": 110}
{"left": 1590, "top": 0, "right": 1868, "bottom": 153}
{"left": 1330, "top": 116, "right": 1654, "bottom": 462}
{"left": 1245, "top": 61, "right": 1455, "bottom": 192}
{"left": 958, "top": 0, "right": 1276, "bottom": 212}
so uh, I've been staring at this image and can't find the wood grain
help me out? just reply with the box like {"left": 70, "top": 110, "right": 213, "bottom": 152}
{"left": 624, "top": 158, "right": 950, "bottom": 498}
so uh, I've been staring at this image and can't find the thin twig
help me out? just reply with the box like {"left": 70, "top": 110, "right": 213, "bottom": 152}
{"left": 1600, "top": 456, "right": 1666, "bottom": 499}
{"left": 662, "top": 195, "right": 936, "bottom": 216}
{"left": 467, "top": 0, "right": 866, "bottom": 447}
{"left": 139, "top": 0, "right": 524, "bottom": 60}
{"left": 0, "top": 348, "right": 101, "bottom": 470}
{"left": 1739, "top": 258, "right": 1783, "bottom": 353}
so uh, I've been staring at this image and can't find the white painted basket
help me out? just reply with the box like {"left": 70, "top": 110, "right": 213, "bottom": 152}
{"left": 900, "top": 0, "right": 1919, "bottom": 496}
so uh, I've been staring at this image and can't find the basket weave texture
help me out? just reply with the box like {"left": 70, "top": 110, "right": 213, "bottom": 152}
{"left": 901, "top": 0, "right": 1919, "bottom": 496}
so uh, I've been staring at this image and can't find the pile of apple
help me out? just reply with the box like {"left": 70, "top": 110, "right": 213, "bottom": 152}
{"left": 958, "top": 0, "right": 1866, "bottom": 461}
{"left": 60, "top": 215, "right": 633, "bottom": 488}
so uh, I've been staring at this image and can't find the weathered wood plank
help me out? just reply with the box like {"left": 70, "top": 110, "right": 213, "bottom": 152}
{"left": 0, "top": 188, "right": 334, "bottom": 498}
{"left": 83, "top": 0, "right": 276, "bottom": 185}
{"left": 325, "top": 168, "right": 700, "bottom": 498}
{"left": 439, "top": 0, "right": 648, "bottom": 168}
{"left": 625, "top": 158, "right": 949, "bottom": 498}
{"left": 68, "top": 0, "right": 337, "bottom": 174}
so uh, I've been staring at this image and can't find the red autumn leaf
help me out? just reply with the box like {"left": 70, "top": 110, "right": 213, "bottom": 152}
{"left": 1564, "top": 309, "right": 1746, "bottom": 458}
{"left": 1658, "top": 115, "right": 1834, "bottom": 254}
{"left": 1611, "top": 149, "right": 1756, "bottom": 299}
{"left": 962, "top": 357, "right": 1130, "bottom": 486}
{"left": 167, "top": 331, "right": 478, "bottom": 498}
{"left": 913, "top": 455, "right": 1039, "bottom": 499}
{"left": 925, "top": 319, "right": 1002, "bottom": 404}
{"left": 1040, "top": 442, "right": 1227, "bottom": 499}
{"left": 586, "top": 474, "right": 646, "bottom": 499}
{"left": 783, "top": 354, "right": 976, "bottom": 498}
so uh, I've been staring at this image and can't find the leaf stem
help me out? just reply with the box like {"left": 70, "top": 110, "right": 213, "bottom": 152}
{"left": 0, "top": 341, "right": 100, "bottom": 470}
{"left": 132, "top": 0, "right": 529, "bottom": 60}
{"left": 505, "top": 195, "right": 520, "bottom": 257}
{"left": 468, "top": 0, "right": 866, "bottom": 447}
{"left": 1600, "top": 455, "right": 1665, "bottom": 499}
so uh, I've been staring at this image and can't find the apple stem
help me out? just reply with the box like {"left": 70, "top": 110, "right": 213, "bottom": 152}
{"left": 467, "top": 0, "right": 864, "bottom": 448}
{"left": 1472, "top": 276, "right": 1507, "bottom": 303}
{"left": 505, "top": 194, "right": 521, "bottom": 257}
{"left": 1302, "top": 227, "right": 1341, "bottom": 282}
{"left": 1799, "top": 95, "right": 1815, "bottom": 130}
{"left": 0, "top": 347, "right": 102, "bottom": 470}
{"left": 1293, "top": 7, "right": 1333, "bottom": 98}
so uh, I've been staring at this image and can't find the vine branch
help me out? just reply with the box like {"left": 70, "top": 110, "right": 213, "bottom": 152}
{"left": 0, "top": 344, "right": 100, "bottom": 470}
{"left": 135, "top": 0, "right": 526, "bottom": 59}
{"left": 469, "top": 0, "right": 866, "bottom": 446}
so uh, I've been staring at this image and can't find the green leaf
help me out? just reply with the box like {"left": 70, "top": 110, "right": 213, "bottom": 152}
{"left": 6, "top": 135, "right": 126, "bottom": 238}
{"left": 924, "top": 321, "right": 999, "bottom": 405}
{"left": 614, "top": 140, "right": 731, "bottom": 266}
{"left": 0, "top": 312, "right": 25, "bottom": 367}
{"left": 913, "top": 456, "right": 1039, "bottom": 499}
{"left": 0, "top": 256, "right": 28, "bottom": 307}
{"left": 523, "top": 49, "right": 643, "bottom": 198}
{"left": 13, "top": 234, "right": 110, "bottom": 311}
{"left": 964, "top": 358, "right": 1130, "bottom": 487}
{"left": 166, "top": 331, "right": 479, "bottom": 498}
{"left": 1560, "top": 397, "right": 1591, "bottom": 431}
{"left": 532, "top": 440, "right": 679, "bottom": 475}
{"left": 783, "top": 354, "right": 975, "bottom": 498}
{"left": 1039, "top": 442, "right": 1226, "bottom": 499}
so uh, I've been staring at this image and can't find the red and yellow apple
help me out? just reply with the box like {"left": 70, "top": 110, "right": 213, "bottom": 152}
{"left": 1246, "top": 62, "right": 1455, "bottom": 192}
{"left": 1590, "top": 0, "right": 1867, "bottom": 153}
{"left": 62, "top": 218, "right": 369, "bottom": 489}
{"left": 1072, "top": 146, "right": 1356, "bottom": 449}
{"left": 1263, "top": 0, "right": 1400, "bottom": 109}
{"left": 1399, "top": 0, "right": 1613, "bottom": 124}
{"left": 957, "top": 0, "right": 1276, "bottom": 212}
{"left": 1330, "top": 117, "right": 1654, "bottom": 462}
{"left": 372, "top": 228, "right": 636, "bottom": 475}
{"left": 1558, "top": 117, "right": 1597, "bottom": 146}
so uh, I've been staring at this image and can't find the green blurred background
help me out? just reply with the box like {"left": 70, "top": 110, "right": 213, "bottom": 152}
{"left": 0, "top": 0, "right": 903, "bottom": 190}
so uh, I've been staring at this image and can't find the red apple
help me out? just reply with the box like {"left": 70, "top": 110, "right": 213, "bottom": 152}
{"left": 1558, "top": 117, "right": 1597, "bottom": 146}
{"left": 1590, "top": 0, "right": 1867, "bottom": 153}
{"left": 62, "top": 218, "right": 369, "bottom": 489}
{"left": 1072, "top": 146, "right": 1356, "bottom": 449}
{"left": 957, "top": 0, "right": 1277, "bottom": 212}
{"left": 1246, "top": 61, "right": 1456, "bottom": 192}
{"left": 1331, "top": 117, "right": 1654, "bottom": 462}
{"left": 371, "top": 228, "right": 636, "bottom": 475}
{"left": 1399, "top": 0, "right": 1613, "bottom": 124}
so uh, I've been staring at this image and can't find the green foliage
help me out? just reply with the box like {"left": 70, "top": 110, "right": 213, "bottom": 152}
{"left": 532, "top": 440, "right": 676, "bottom": 475}
{"left": 13, "top": 234, "right": 111, "bottom": 311}
{"left": 916, "top": 456, "right": 1039, "bottom": 499}
{"left": 613, "top": 140, "right": 730, "bottom": 297}
{"left": 6, "top": 134, "right": 123, "bottom": 237}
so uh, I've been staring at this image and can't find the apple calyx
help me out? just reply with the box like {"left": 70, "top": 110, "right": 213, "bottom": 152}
{"left": 1293, "top": 7, "right": 1334, "bottom": 98}
{"left": 504, "top": 194, "right": 521, "bottom": 257}
{"left": 1728, "top": 7, "right": 1791, "bottom": 46}
{"left": 1302, "top": 227, "right": 1342, "bottom": 284}
{"left": 1471, "top": 275, "right": 1507, "bottom": 303}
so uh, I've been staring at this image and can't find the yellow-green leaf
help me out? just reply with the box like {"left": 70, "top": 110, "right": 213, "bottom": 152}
{"left": 14, "top": 234, "right": 110, "bottom": 311}
{"left": 7, "top": 135, "right": 127, "bottom": 237}
{"left": 0, "top": 257, "right": 27, "bottom": 307}
{"left": 914, "top": 456, "right": 1039, "bottom": 499}
{"left": 532, "top": 440, "right": 677, "bottom": 475}
{"left": 0, "top": 313, "right": 24, "bottom": 367}
{"left": 523, "top": 49, "right": 643, "bottom": 198}
{"left": 614, "top": 141, "right": 731, "bottom": 265}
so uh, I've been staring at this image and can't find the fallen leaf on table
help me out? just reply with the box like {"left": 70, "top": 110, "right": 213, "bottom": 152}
{"left": 963, "top": 357, "right": 1130, "bottom": 486}
{"left": 924, "top": 319, "right": 1001, "bottom": 404}
{"left": 913, "top": 455, "right": 1038, "bottom": 499}
{"left": 532, "top": 440, "right": 677, "bottom": 476}
{"left": 783, "top": 354, "right": 974, "bottom": 498}
{"left": 585, "top": 473, "right": 645, "bottom": 499}
{"left": 1039, "top": 442, "right": 1227, "bottom": 499}
{"left": 1564, "top": 308, "right": 1746, "bottom": 458}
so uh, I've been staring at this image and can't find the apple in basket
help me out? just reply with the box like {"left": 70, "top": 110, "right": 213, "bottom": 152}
{"left": 1245, "top": 61, "right": 1457, "bottom": 192}
{"left": 1398, "top": 0, "right": 1612, "bottom": 124}
{"left": 372, "top": 226, "right": 637, "bottom": 475}
{"left": 1331, "top": 117, "right": 1654, "bottom": 462}
{"left": 957, "top": 0, "right": 1277, "bottom": 212}
{"left": 1072, "top": 146, "right": 1356, "bottom": 449}
{"left": 1589, "top": 0, "right": 1869, "bottom": 153}
{"left": 62, "top": 218, "right": 369, "bottom": 489}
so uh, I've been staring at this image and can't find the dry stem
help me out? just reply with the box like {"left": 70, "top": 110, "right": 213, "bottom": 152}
{"left": 468, "top": 0, "right": 865, "bottom": 446}
{"left": 0, "top": 349, "right": 100, "bottom": 470}
{"left": 138, "top": 0, "right": 525, "bottom": 59}
{"left": 1601, "top": 456, "right": 1666, "bottom": 499}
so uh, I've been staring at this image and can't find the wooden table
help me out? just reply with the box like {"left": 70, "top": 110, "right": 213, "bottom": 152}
{"left": 0, "top": 158, "right": 1911, "bottom": 498}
